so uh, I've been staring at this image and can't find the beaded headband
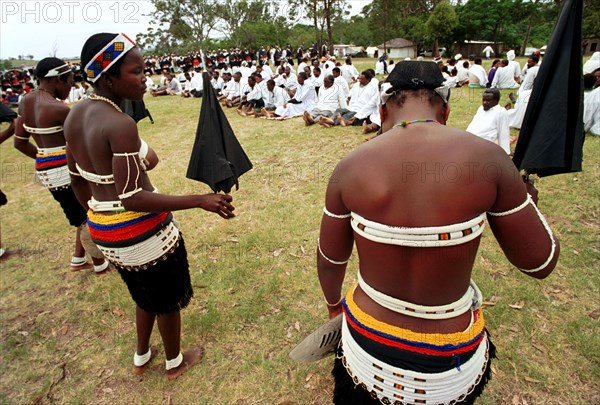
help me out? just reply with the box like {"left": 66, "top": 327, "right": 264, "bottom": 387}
{"left": 45, "top": 63, "right": 71, "bottom": 78}
{"left": 380, "top": 82, "right": 450, "bottom": 105}
{"left": 85, "top": 33, "right": 136, "bottom": 83}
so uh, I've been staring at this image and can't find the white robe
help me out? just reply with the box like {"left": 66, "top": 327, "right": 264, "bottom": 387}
{"left": 466, "top": 105, "right": 511, "bottom": 154}
{"left": 274, "top": 82, "right": 317, "bottom": 117}
{"left": 584, "top": 87, "right": 600, "bottom": 136}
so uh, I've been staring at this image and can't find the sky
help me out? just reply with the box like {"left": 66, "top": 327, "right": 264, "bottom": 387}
{"left": 0, "top": 0, "right": 371, "bottom": 61}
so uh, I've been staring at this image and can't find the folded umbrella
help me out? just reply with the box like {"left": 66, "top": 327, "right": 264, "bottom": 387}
{"left": 186, "top": 72, "right": 253, "bottom": 192}
{"left": 512, "top": 0, "right": 584, "bottom": 177}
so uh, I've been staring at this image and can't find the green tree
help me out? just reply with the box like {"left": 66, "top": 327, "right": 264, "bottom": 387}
{"left": 426, "top": 0, "right": 458, "bottom": 56}
{"left": 137, "top": 0, "right": 218, "bottom": 53}
{"left": 583, "top": 0, "right": 600, "bottom": 38}
{"left": 215, "top": 0, "right": 269, "bottom": 42}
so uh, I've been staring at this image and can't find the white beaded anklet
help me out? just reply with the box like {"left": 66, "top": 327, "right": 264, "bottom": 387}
{"left": 134, "top": 348, "right": 151, "bottom": 367}
{"left": 165, "top": 352, "right": 183, "bottom": 370}
{"left": 93, "top": 261, "right": 109, "bottom": 273}
{"left": 71, "top": 256, "right": 87, "bottom": 266}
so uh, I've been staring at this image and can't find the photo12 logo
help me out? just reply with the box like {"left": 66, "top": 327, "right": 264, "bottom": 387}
{"left": 1, "top": 1, "right": 141, "bottom": 24}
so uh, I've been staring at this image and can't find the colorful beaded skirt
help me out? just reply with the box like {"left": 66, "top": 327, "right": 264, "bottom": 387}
{"left": 87, "top": 209, "right": 179, "bottom": 270}
{"left": 36, "top": 146, "right": 70, "bottom": 190}
{"left": 337, "top": 288, "right": 491, "bottom": 404}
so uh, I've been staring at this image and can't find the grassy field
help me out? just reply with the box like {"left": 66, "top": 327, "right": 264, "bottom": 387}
{"left": 1, "top": 58, "right": 598, "bottom": 404}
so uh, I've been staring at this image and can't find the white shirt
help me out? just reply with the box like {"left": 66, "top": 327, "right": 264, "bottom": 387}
{"left": 584, "top": 87, "right": 600, "bottom": 136}
{"left": 482, "top": 46, "right": 494, "bottom": 58}
{"left": 466, "top": 104, "right": 511, "bottom": 154}
{"left": 491, "top": 66, "right": 518, "bottom": 89}
{"left": 334, "top": 75, "right": 350, "bottom": 99}
{"left": 348, "top": 80, "right": 379, "bottom": 119}
{"left": 340, "top": 63, "right": 359, "bottom": 83}
{"left": 211, "top": 76, "right": 224, "bottom": 90}
{"left": 265, "top": 86, "right": 289, "bottom": 107}
{"left": 189, "top": 74, "right": 203, "bottom": 92}
{"left": 375, "top": 60, "right": 385, "bottom": 75}
{"left": 314, "top": 83, "right": 347, "bottom": 112}
{"left": 519, "top": 65, "right": 539, "bottom": 93}
{"left": 469, "top": 64, "right": 488, "bottom": 86}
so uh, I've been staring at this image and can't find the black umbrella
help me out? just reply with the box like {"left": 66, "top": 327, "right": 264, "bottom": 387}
{"left": 0, "top": 102, "right": 17, "bottom": 123}
{"left": 122, "top": 99, "right": 154, "bottom": 124}
{"left": 186, "top": 72, "right": 253, "bottom": 193}
{"left": 512, "top": 0, "right": 584, "bottom": 177}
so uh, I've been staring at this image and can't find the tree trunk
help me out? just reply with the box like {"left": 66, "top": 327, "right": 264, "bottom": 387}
{"left": 325, "top": 0, "right": 333, "bottom": 55}
{"left": 433, "top": 37, "right": 439, "bottom": 57}
{"left": 521, "top": 17, "right": 532, "bottom": 56}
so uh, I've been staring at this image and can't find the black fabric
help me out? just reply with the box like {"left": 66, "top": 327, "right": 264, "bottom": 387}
{"left": 190, "top": 89, "right": 203, "bottom": 98}
{"left": 117, "top": 236, "right": 193, "bottom": 315}
{"left": 186, "top": 72, "right": 253, "bottom": 193}
{"left": 347, "top": 323, "right": 477, "bottom": 373}
{"left": 0, "top": 103, "right": 17, "bottom": 123}
{"left": 122, "top": 99, "right": 154, "bottom": 124}
{"left": 0, "top": 189, "right": 7, "bottom": 206}
{"left": 513, "top": 0, "right": 584, "bottom": 177}
{"left": 332, "top": 331, "right": 497, "bottom": 405}
{"left": 249, "top": 98, "right": 265, "bottom": 108}
{"left": 386, "top": 61, "right": 445, "bottom": 90}
{"left": 50, "top": 186, "right": 87, "bottom": 227}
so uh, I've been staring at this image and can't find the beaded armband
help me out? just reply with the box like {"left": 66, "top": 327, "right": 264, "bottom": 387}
{"left": 323, "top": 207, "right": 351, "bottom": 219}
{"left": 317, "top": 238, "right": 350, "bottom": 265}
{"left": 488, "top": 194, "right": 556, "bottom": 273}
{"left": 114, "top": 152, "right": 143, "bottom": 199}
{"left": 487, "top": 194, "right": 532, "bottom": 217}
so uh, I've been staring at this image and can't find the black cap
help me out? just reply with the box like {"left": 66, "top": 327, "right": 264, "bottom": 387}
{"left": 386, "top": 61, "right": 444, "bottom": 90}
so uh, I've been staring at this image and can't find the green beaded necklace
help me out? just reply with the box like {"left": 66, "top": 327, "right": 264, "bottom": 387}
{"left": 394, "top": 119, "right": 440, "bottom": 128}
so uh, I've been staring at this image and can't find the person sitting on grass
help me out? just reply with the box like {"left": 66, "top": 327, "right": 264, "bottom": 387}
{"left": 65, "top": 32, "right": 235, "bottom": 380}
{"left": 318, "top": 70, "right": 378, "bottom": 128}
{"left": 258, "top": 79, "right": 289, "bottom": 117}
{"left": 303, "top": 75, "right": 347, "bottom": 126}
{"left": 151, "top": 73, "right": 181, "bottom": 96}
{"left": 263, "top": 72, "right": 316, "bottom": 119}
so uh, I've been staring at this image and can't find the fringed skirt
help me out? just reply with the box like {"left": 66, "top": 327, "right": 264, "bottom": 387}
{"left": 50, "top": 186, "right": 87, "bottom": 227}
{"left": 88, "top": 210, "right": 193, "bottom": 314}
{"left": 333, "top": 290, "right": 496, "bottom": 405}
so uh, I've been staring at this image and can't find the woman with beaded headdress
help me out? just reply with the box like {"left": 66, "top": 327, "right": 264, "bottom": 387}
{"left": 14, "top": 57, "right": 110, "bottom": 273}
{"left": 316, "top": 61, "right": 560, "bottom": 404}
{"left": 64, "top": 33, "right": 235, "bottom": 379}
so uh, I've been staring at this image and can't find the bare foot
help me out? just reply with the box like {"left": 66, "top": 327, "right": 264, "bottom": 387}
{"left": 508, "top": 92, "right": 516, "bottom": 104}
{"left": 303, "top": 111, "right": 314, "bottom": 126}
{"left": 318, "top": 117, "right": 332, "bottom": 128}
{"left": 337, "top": 113, "right": 346, "bottom": 127}
{"left": 504, "top": 102, "right": 512, "bottom": 110}
{"left": 132, "top": 346, "right": 157, "bottom": 376}
{"left": 70, "top": 262, "right": 93, "bottom": 272}
{"left": 166, "top": 346, "right": 204, "bottom": 380}
{"left": 0, "top": 249, "right": 19, "bottom": 262}
{"left": 509, "top": 136, "right": 518, "bottom": 145}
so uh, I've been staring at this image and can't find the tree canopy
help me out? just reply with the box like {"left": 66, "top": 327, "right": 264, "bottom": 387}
{"left": 136, "top": 0, "right": 597, "bottom": 55}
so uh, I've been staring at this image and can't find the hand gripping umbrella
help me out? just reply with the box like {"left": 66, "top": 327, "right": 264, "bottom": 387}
{"left": 513, "top": 0, "right": 584, "bottom": 177}
{"left": 186, "top": 72, "right": 253, "bottom": 192}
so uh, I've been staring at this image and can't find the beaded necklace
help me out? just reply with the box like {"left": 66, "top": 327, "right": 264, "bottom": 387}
{"left": 36, "top": 87, "right": 58, "bottom": 99}
{"left": 89, "top": 94, "right": 123, "bottom": 113}
{"left": 393, "top": 119, "right": 440, "bottom": 128}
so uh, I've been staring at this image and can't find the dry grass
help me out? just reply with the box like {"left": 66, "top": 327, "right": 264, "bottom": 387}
{"left": 1, "top": 58, "right": 598, "bottom": 404}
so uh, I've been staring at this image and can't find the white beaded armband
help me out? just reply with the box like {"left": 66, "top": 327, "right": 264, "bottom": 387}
{"left": 323, "top": 207, "right": 351, "bottom": 219}
{"left": 14, "top": 135, "right": 29, "bottom": 140}
{"left": 489, "top": 194, "right": 556, "bottom": 273}
{"left": 519, "top": 200, "right": 557, "bottom": 273}
{"left": 487, "top": 194, "right": 532, "bottom": 217}
{"left": 318, "top": 238, "right": 349, "bottom": 265}
{"left": 114, "top": 152, "right": 143, "bottom": 200}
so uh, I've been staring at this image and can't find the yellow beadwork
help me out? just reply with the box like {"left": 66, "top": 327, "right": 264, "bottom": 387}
{"left": 345, "top": 282, "right": 485, "bottom": 346}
